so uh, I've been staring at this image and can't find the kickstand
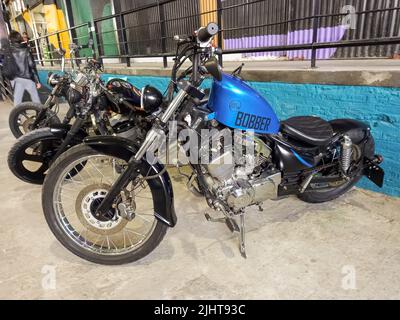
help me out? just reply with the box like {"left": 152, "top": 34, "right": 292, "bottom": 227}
{"left": 204, "top": 212, "right": 247, "bottom": 258}
{"left": 239, "top": 214, "right": 247, "bottom": 258}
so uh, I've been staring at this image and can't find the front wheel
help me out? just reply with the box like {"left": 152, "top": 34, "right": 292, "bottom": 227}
{"left": 42, "top": 144, "right": 168, "bottom": 265}
{"left": 9, "top": 102, "right": 61, "bottom": 138}
{"left": 8, "top": 128, "right": 63, "bottom": 184}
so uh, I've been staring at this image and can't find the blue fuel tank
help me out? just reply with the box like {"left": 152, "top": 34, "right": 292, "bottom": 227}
{"left": 207, "top": 73, "right": 280, "bottom": 134}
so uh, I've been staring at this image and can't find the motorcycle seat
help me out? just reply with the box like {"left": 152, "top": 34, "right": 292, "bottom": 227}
{"left": 281, "top": 116, "right": 334, "bottom": 146}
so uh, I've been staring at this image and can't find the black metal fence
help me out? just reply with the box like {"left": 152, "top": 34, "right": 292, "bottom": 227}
{"left": 30, "top": 0, "right": 400, "bottom": 68}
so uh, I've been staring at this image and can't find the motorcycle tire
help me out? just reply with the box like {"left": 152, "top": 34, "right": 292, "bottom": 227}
{"left": 298, "top": 138, "right": 372, "bottom": 204}
{"left": 42, "top": 144, "right": 168, "bottom": 265}
{"left": 8, "top": 128, "right": 65, "bottom": 184}
{"left": 9, "top": 102, "right": 61, "bottom": 138}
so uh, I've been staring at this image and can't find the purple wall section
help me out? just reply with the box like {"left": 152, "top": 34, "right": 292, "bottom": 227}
{"left": 224, "top": 26, "right": 347, "bottom": 60}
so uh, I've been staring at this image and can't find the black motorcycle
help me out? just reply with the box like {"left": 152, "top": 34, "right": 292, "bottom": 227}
{"left": 8, "top": 42, "right": 94, "bottom": 138}
{"left": 7, "top": 57, "right": 163, "bottom": 185}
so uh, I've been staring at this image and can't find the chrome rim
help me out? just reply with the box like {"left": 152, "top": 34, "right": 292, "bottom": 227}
{"left": 52, "top": 154, "right": 157, "bottom": 256}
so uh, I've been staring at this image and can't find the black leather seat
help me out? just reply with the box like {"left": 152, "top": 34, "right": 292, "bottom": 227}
{"left": 281, "top": 116, "right": 334, "bottom": 146}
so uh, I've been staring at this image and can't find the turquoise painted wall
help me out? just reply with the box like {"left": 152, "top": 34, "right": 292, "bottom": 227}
{"left": 39, "top": 70, "right": 400, "bottom": 197}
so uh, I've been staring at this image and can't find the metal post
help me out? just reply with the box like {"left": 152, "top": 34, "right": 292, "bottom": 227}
{"left": 45, "top": 36, "right": 53, "bottom": 66}
{"left": 119, "top": 14, "right": 131, "bottom": 67}
{"left": 311, "top": 0, "right": 321, "bottom": 68}
{"left": 93, "top": 21, "right": 103, "bottom": 62}
{"left": 56, "top": 32, "right": 62, "bottom": 65}
{"left": 56, "top": 32, "right": 61, "bottom": 49}
{"left": 87, "top": 22, "right": 95, "bottom": 59}
{"left": 216, "top": 0, "right": 223, "bottom": 67}
{"left": 35, "top": 38, "right": 44, "bottom": 67}
{"left": 158, "top": 1, "right": 168, "bottom": 68}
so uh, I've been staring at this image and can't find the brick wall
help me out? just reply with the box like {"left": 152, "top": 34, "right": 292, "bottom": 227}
{"left": 102, "top": 73, "right": 400, "bottom": 197}
{"left": 250, "top": 82, "right": 400, "bottom": 197}
{"left": 39, "top": 71, "right": 400, "bottom": 197}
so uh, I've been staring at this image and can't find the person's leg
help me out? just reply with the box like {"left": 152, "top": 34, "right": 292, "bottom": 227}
{"left": 24, "top": 79, "right": 41, "bottom": 103}
{"left": 12, "top": 78, "right": 25, "bottom": 106}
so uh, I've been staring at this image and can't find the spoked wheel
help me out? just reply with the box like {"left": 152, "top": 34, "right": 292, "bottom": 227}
{"left": 42, "top": 144, "right": 168, "bottom": 265}
{"left": 9, "top": 102, "right": 60, "bottom": 138}
{"left": 8, "top": 128, "right": 63, "bottom": 184}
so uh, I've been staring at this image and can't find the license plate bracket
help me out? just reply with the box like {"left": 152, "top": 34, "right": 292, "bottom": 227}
{"left": 364, "top": 162, "right": 385, "bottom": 188}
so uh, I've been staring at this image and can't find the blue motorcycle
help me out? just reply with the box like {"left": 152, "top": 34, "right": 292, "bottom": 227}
{"left": 41, "top": 24, "right": 384, "bottom": 264}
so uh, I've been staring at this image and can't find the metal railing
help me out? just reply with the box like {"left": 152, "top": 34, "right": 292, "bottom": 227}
{"left": 30, "top": 22, "right": 94, "bottom": 67}
{"left": 30, "top": 0, "right": 400, "bottom": 69}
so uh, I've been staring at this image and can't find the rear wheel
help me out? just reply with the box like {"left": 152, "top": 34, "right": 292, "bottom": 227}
{"left": 42, "top": 144, "right": 168, "bottom": 265}
{"left": 298, "top": 175, "right": 362, "bottom": 204}
{"left": 298, "top": 141, "right": 367, "bottom": 204}
{"left": 9, "top": 102, "right": 60, "bottom": 138}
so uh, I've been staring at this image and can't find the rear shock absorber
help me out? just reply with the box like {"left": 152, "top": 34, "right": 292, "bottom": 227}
{"left": 341, "top": 135, "right": 353, "bottom": 174}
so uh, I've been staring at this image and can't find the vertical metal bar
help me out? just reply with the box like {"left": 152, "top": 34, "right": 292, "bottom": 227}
{"left": 93, "top": 21, "right": 103, "bottom": 63}
{"left": 36, "top": 38, "right": 44, "bottom": 67}
{"left": 87, "top": 22, "right": 95, "bottom": 59}
{"left": 216, "top": 0, "right": 223, "bottom": 67}
{"left": 45, "top": 36, "right": 53, "bottom": 66}
{"left": 158, "top": 1, "right": 168, "bottom": 68}
{"left": 56, "top": 32, "right": 62, "bottom": 65}
{"left": 311, "top": 0, "right": 320, "bottom": 68}
{"left": 119, "top": 14, "right": 131, "bottom": 67}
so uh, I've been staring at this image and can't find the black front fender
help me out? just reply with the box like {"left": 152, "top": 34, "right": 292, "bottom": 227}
{"left": 49, "top": 123, "right": 87, "bottom": 141}
{"left": 83, "top": 136, "right": 177, "bottom": 227}
{"left": 49, "top": 123, "right": 72, "bottom": 138}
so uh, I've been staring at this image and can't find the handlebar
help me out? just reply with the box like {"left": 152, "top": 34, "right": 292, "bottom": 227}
{"left": 196, "top": 23, "right": 219, "bottom": 43}
{"left": 169, "top": 22, "right": 220, "bottom": 100}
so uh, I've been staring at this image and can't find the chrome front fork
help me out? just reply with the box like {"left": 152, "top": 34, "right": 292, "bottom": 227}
{"left": 134, "top": 89, "right": 188, "bottom": 161}
{"left": 95, "top": 89, "right": 188, "bottom": 217}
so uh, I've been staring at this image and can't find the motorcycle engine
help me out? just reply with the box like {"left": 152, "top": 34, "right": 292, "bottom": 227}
{"left": 179, "top": 105, "right": 282, "bottom": 212}
{"left": 202, "top": 130, "right": 282, "bottom": 211}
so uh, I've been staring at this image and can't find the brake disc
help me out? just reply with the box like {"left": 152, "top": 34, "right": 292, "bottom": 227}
{"left": 75, "top": 183, "right": 128, "bottom": 235}
{"left": 21, "top": 117, "right": 35, "bottom": 133}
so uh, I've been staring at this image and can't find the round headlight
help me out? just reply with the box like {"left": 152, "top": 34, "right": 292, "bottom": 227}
{"left": 67, "top": 85, "right": 82, "bottom": 104}
{"left": 141, "top": 85, "right": 163, "bottom": 114}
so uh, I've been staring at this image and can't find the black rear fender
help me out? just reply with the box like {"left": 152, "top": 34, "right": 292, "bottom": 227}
{"left": 83, "top": 136, "right": 177, "bottom": 227}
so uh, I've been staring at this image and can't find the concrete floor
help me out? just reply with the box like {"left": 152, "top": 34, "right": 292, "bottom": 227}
{"left": 0, "top": 100, "right": 400, "bottom": 299}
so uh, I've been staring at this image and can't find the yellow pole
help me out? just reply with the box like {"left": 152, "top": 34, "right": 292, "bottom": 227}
{"left": 199, "top": 0, "right": 221, "bottom": 47}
